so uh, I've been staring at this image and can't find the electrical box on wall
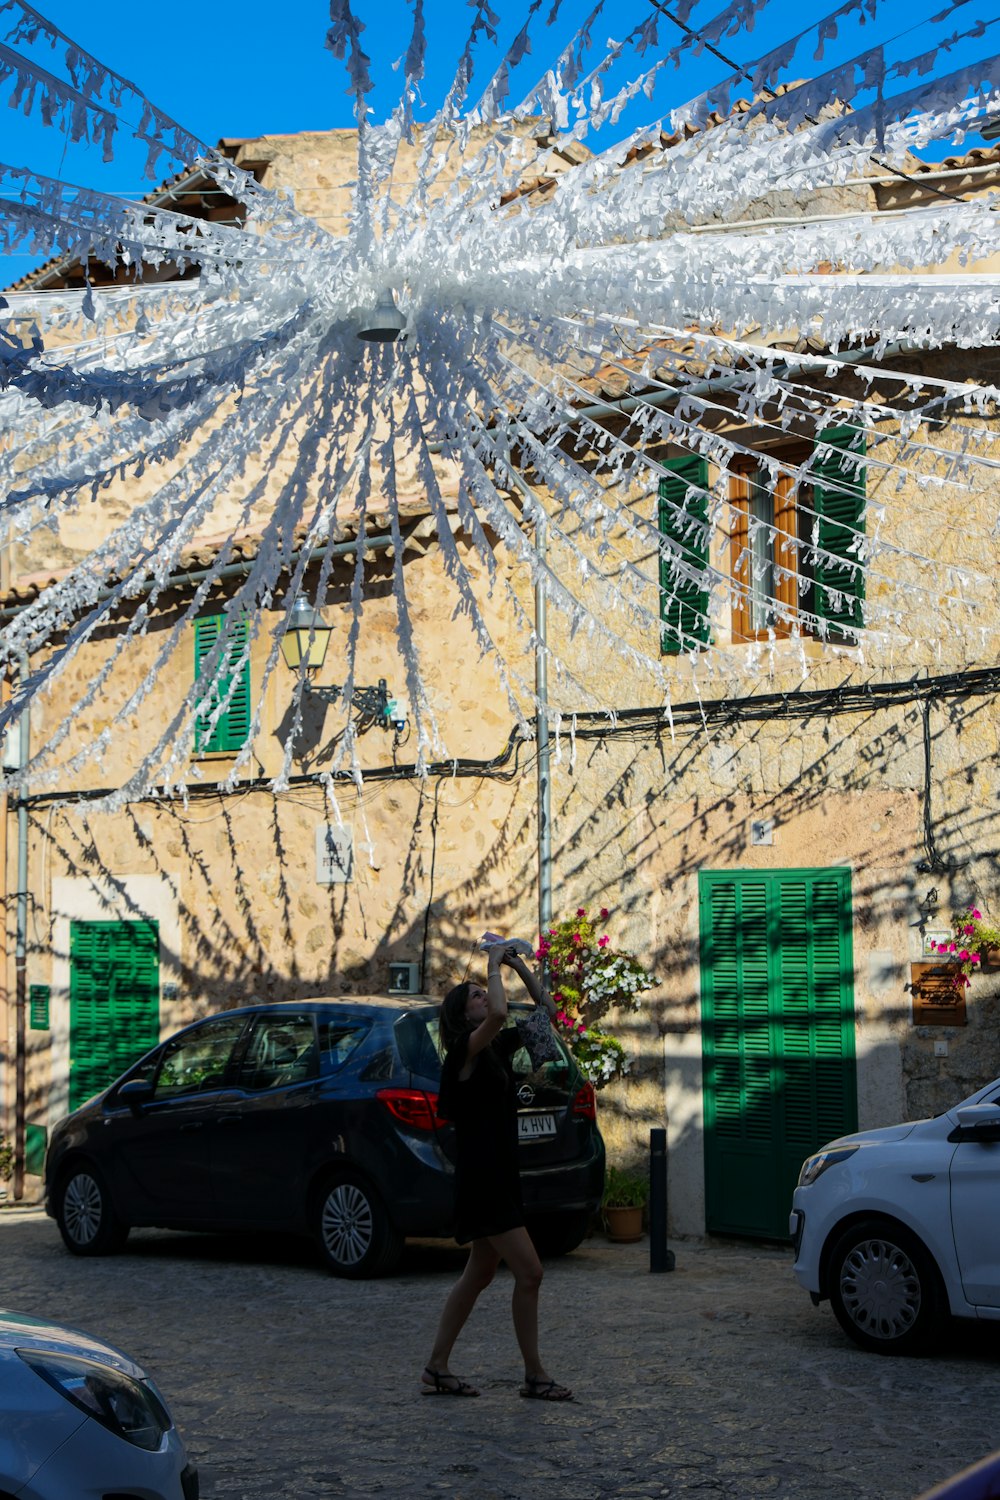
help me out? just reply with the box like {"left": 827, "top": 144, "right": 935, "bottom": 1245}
{"left": 388, "top": 961, "right": 420, "bottom": 995}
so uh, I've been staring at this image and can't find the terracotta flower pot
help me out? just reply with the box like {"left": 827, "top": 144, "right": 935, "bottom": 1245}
{"left": 604, "top": 1205, "right": 644, "bottom": 1243}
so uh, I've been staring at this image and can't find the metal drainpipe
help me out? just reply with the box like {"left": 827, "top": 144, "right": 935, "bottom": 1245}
{"left": 535, "top": 510, "right": 552, "bottom": 941}
{"left": 12, "top": 657, "right": 28, "bottom": 1201}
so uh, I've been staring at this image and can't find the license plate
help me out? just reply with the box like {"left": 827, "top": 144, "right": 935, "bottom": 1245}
{"left": 518, "top": 1112, "right": 556, "bottom": 1140}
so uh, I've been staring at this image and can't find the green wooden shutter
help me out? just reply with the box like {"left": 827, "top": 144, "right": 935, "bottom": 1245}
{"left": 194, "top": 614, "right": 251, "bottom": 753}
{"left": 700, "top": 868, "right": 857, "bottom": 1239}
{"left": 813, "top": 426, "right": 866, "bottom": 635}
{"left": 658, "top": 455, "right": 710, "bottom": 654}
{"left": 69, "top": 920, "right": 160, "bottom": 1111}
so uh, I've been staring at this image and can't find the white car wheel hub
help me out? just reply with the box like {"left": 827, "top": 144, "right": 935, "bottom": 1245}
{"left": 840, "top": 1238, "right": 921, "bottom": 1340}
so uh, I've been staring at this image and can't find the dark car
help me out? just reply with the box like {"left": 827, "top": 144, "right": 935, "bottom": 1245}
{"left": 45, "top": 998, "right": 605, "bottom": 1277}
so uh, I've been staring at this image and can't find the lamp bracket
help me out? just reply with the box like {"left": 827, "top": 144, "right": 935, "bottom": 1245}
{"left": 306, "top": 676, "right": 395, "bottom": 727}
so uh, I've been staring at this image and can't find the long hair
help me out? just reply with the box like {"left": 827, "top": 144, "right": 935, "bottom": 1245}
{"left": 440, "top": 980, "right": 475, "bottom": 1052}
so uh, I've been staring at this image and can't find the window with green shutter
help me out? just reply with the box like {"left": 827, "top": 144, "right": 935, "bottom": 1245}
{"left": 658, "top": 454, "right": 711, "bottom": 654}
{"left": 194, "top": 614, "right": 251, "bottom": 754}
{"left": 699, "top": 867, "right": 857, "bottom": 1239}
{"left": 812, "top": 425, "right": 867, "bottom": 636}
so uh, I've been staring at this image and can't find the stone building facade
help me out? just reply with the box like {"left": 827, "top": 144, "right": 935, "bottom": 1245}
{"left": 3, "top": 124, "right": 999, "bottom": 1240}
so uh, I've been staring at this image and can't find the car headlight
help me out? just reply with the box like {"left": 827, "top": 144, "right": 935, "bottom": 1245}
{"left": 797, "top": 1144, "right": 860, "bottom": 1187}
{"left": 17, "top": 1350, "right": 172, "bottom": 1451}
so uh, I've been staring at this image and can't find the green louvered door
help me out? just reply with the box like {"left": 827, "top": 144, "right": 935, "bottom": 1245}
{"left": 699, "top": 869, "right": 857, "bottom": 1239}
{"left": 69, "top": 920, "right": 161, "bottom": 1111}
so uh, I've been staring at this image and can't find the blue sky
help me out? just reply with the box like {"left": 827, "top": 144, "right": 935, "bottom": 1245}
{"left": 1, "top": 0, "right": 992, "bottom": 284}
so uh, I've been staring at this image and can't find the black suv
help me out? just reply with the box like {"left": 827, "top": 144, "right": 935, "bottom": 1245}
{"left": 45, "top": 998, "right": 605, "bottom": 1276}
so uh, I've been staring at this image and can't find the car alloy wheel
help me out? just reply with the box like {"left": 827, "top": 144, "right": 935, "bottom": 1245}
{"left": 828, "top": 1217, "right": 942, "bottom": 1354}
{"left": 63, "top": 1171, "right": 103, "bottom": 1248}
{"left": 321, "top": 1182, "right": 375, "bottom": 1267}
{"left": 56, "top": 1164, "right": 128, "bottom": 1256}
{"left": 314, "top": 1174, "right": 403, "bottom": 1278}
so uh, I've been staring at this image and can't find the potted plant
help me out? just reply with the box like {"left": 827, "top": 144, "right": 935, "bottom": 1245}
{"left": 930, "top": 906, "right": 1000, "bottom": 989}
{"left": 602, "top": 1164, "right": 648, "bottom": 1243}
{"left": 536, "top": 906, "right": 656, "bottom": 1087}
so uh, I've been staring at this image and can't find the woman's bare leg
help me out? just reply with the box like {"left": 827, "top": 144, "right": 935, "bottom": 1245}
{"left": 423, "top": 1239, "right": 500, "bottom": 1391}
{"left": 488, "top": 1226, "right": 569, "bottom": 1395}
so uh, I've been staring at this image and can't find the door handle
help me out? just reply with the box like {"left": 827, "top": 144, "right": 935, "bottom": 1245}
{"left": 180, "top": 1121, "right": 204, "bottom": 1132}
{"left": 217, "top": 1114, "right": 244, "bottom": 1125}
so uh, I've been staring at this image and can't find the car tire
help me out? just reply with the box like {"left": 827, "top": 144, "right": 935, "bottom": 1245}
{"left": 55, "top": 1162, "right": 129, "bottom": 1256}
{"left": 314, "top": 1173, "right": 403, "bottom": 1278}
{"left": 526, "top": 1209, "right": 592, "bottom": 1258}
{"left": 828, "top": 1217, "right": 944, "bottom": 1355}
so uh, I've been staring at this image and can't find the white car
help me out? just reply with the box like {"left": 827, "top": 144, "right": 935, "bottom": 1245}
{"left": 0, "top": 1310, "right": 197, "bottom": 1498}
{"left": 790, "top": 1075, "right": 1000, "bottom": 1354}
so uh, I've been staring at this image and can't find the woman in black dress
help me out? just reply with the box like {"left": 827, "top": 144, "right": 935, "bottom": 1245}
{"left": 421, "top": 943, "right": 573, "bottom": 1401}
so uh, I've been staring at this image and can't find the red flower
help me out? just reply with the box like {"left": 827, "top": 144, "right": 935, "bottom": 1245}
{"left": 598, "top": 936, "right": 609, "bottom": 948}
{"left": 576, "top": 907, "right": 586, "bottom": 918}
{"left": 600, "top": 907, "right": 609, "bottom": 919}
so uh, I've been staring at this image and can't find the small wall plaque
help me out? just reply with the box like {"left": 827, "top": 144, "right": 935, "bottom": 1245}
{"left": 316, "top": 824, "right": 354, "bottom": 884}
{"left": 922, "top": 928, "right": 952, "bottom": 958}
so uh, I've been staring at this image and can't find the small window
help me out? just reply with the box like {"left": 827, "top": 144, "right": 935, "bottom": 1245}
{"left": 658, "top": 427, "right": 866, "bottom": 651}
{"left": 394, "top": 1011, "right": 443, "bottom": 1078}
{"left": 194, "top": 614, "right": 251, "bottom": 754}
{"left": 153, "top": 1016, "right": 247, "bottom": 1099}
{"left": 237, "top": 1015, "right": 320, "bottom": 1091}
{"left": 730, "top": 455, "right": 806, "bottom": 642}
{"left": 319, "top": 1016, "right": 371, "bottom": 1071}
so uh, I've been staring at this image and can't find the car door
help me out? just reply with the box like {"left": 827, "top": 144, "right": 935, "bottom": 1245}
{"left": 208, "top": 1012, "right": 324, "bottom": 1224}
{"left": 949, "top": 1088, "right": 1000, "bottom": 1307}
{"left": 108, "top": 1014, "right": 249, "bottom": 1222}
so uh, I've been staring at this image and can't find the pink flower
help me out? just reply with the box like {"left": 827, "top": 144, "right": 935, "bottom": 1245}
{"left": 600, "top": 907, "right": 609, "bottom": 919}
{"left": 930, "top": 940, "right": 938, "bottom": 950}
{"left": 964, "top": 925, "right": 976, "bottom": 937}
{"left": 960, "top": 949, "right": 970, "bottom": 961}
{"left": 971, "top": 908, "right": 983, "bottom": 920}
{"left": 553, "top": 991, "right": 564, "bottom": 1004}
{"left": 949, "top": 942, "right": 957, "bottom": 953}
{"left": 576, "top": 907, "right": 586, "bottom": 918}
{"left": 577, "top": 1022, "right": 586, "bottom": 1035}
{"left": 598, "top": 936, "right": 609, "bottom": 948}
{"left": 572, "top": 933, "right": 582, "bottom": 943}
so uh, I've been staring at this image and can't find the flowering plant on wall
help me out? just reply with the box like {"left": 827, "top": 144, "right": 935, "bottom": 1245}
{"left": 537, "top": 907, "right": 655, "bottom": 1086}
{"left": 930, "top": 907, "right": 1000, "bottom": 989}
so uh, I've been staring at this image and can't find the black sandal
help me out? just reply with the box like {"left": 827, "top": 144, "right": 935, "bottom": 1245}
{"left": 520, "top": 1375, "right": 573, "bottom": 1402}
{"left": 422, "top": 1366, "right": 480, "bottom": 1397}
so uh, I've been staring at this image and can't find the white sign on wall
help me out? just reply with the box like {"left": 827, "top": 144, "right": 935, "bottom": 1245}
{"left": 316, "top": 824, "right": 354, "bottom": 884}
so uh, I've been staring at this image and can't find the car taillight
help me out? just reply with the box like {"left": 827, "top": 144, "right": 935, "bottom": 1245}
{"left": 376, "top": 1088, "right": 448, "bottom": 1131}
{"left": 572, "top": 1082, "right": 596, "bottom": 1120}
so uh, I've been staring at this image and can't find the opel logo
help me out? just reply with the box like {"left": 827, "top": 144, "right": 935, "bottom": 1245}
{"left": 517, "top": 1084, "right": 535, "bottom": 1105}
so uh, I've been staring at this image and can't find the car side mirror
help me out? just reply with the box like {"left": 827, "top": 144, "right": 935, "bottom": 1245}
{"left": 954, "top": 1103, "right": 1000, "bottom": 1139}
{"left": 118, "top": 1078, "right": 155, "bottom": 1114}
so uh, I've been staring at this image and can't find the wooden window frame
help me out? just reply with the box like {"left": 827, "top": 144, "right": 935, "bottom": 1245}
{"left": 729, "top": 446, "right": 809, "bottom": 644}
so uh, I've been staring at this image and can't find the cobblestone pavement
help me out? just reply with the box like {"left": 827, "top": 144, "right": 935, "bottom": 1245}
{"left": 3, "top": 1207, "right": 1000, "bottom": 1499}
